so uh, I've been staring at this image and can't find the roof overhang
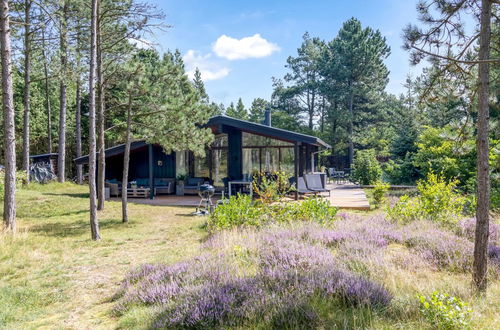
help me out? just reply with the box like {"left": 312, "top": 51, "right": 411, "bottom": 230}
{"left": 74, "top": 141, "right": 148, "bottom": 165}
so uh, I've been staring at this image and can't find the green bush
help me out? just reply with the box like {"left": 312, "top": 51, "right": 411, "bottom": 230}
{"left": 492, "top": 187, "right": 500, "bottom": 211}
{"left": 418, "top": 291, "right": 471, "bottom": 329}
{"left": 352, "top": 149, "right": 382, "bottom": 185}
{"left": 208, "top": 195, "right": 337, "bottom": 231}
{"left": 207, "top": 194, "right": 263, "bottom": 231}
{"left": 387, "top": 173, "right": 467, "bottom": 227}
{"left": 252, "top": 171, "right": 293, "bottom": 204}
{"left": 291, "top": 197, "right": 338, "bottom": 223}
{"left": 372, "top": 181, "right": 390, "bottom": 207}
{"left": 0, "top": 170, "right": 27, "bottom": 201}
{"left": 383, "top": 155, "right": 420, "bottom": 185}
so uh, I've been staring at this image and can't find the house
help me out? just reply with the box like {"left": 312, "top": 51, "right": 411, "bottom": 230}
{"left": 74, "top": 112, "right": 330, "bottom": 199}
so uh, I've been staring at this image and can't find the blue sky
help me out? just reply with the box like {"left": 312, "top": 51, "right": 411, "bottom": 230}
{"left": 146, "top": 0, "right": 427, "bottom": 107}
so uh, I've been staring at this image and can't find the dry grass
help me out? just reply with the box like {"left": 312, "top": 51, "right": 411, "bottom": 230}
{"left": 0, "top": 182, "right": 206, "bottom": 329}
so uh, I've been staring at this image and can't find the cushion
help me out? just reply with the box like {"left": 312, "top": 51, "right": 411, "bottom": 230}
{"left": 154, "top": 178, "right": 169, "bottom": 186}
{"left": 186, "top": 177, "right": 203, "bottom": 186}
{"left": 135, "top": 178, "right": 149, "bottom": 187}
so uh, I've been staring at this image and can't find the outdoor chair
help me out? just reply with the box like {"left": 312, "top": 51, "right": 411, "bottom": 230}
{"left": 304, "top": 174, "right": 331, "bottom": 196}
{"left": 105, "top": 180, "right": 121, "bottom": 197}
{"left": 184, "top": 177, "right": 205, "bottom": 195}
{"left": 154, "top": 178, "right": 175, "bottom": 195}
{"left": 327, "top": 168, "right": 336, "bottom": 183}
{"left": 296, "top": 177, "right": 317, "bottom": 195}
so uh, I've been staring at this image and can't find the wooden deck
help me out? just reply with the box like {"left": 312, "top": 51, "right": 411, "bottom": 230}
{"left": 326, "top": 183, "right": 371, "bottom": 210}
{"left": 110, "top": 183, "right": 370, "bottom": 211}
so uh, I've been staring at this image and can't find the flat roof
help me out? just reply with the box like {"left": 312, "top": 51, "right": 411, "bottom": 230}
{"left": 205, "top": 115, "right": 331, "bottom": 148}
{"left": 30, "top": 153, "right": 59, "bottom": 158}
{"left": 74, "top": 141, "right": 147, "bottom": 165}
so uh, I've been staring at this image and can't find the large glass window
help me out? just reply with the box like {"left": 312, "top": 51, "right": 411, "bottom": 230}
{"left": 211, "top": 148, "right": 227, "bottom": 187}
{"left": 242, "top": 132, "right": 294, "bottom": 177}
{"left": 242, "top": 132, "right": 293, "bottom": 147}
{"left": 175, "top": 151, "right": 188, "bottom": 176}
{"left": 280, "top": 147, "right": 295, "bottom": 175}
{"left": 242, "top": 148, "right": 260, "bottom": 179}
{"left": 194, "top": 150, "right": 210, "bottom": 179}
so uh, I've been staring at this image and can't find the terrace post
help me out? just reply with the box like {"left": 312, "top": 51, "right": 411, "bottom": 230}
{"left": 148, "top": 144, "right": 154, "bottom": 199}
{"left": 294, "top": 142, "right": 299, "bottom": 200}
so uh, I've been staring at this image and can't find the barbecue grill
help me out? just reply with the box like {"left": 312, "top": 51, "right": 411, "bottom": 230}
{"left": 194, "top": 183, "right": 215, "bottom": 215}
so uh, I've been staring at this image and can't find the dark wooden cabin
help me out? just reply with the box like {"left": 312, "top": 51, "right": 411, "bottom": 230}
{"left": 74, "top": 113, "right": 330, "bottom": 199}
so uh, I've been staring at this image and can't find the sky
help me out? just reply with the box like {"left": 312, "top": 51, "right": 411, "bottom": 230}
{"left": 145, "top": 0, "right": 429, "bottom": 107}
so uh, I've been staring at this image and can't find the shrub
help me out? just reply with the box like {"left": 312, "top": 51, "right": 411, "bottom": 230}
{"left": 208, "top": 195, "right": 337, "bottom": 231}
{"left": 488, "top": 245, "right": 500, "bottom": 268}
{"left": 207, "top": 194, "right": 264, "bottom": 231}
{"left": 418, "top": 291, "right": 471, "bottom": 329}
{"left": 383, "top": 156, "right": 420, "bottom": 185}
{"left": 457, "top": 218, "right": 500, "bottom": 245}
{"left": 403, "top": 222, "right": 474, "bottom": 272}
{"left": 372, "top": 181, "right": 390, "bottom": 207}
{"left": 417, "top": 173, "right": 466, "bottom": 226}
{"left": 387, "top": 195, "right": 425, "bottom": 224}
{"left": 0, "top": 169, "right": 27, "bottom": 201}
{"left": 352, "top": 149, "right": 382, "bottom": 185}
{"left": 387, "top": 173, "right": 467, "bottom": 227}
{"left": 292, "top": 197, "right": 338, "bottom": 223}
{"left": 492, "top": 187, "right": 500, "bottom": 211}
{"left": 252, "top": 171, "right": 293, "bottom": 204}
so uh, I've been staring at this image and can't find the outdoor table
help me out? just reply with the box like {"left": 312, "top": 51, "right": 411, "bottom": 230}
{"left": 126, "top": 187, "right": 151, "bottom": 198}
{"left": 332, "top": 171, "right": 345, "bottom": 184}
{"left": 228, "top": 180, "right": 253, "bottom": 197}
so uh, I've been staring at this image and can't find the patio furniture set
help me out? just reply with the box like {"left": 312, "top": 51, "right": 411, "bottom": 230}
{"left": 105, "top": 177, "right": 205, "bottom": 199}
{"left": 326, "top": 168, "right": 352, "bottom": 184}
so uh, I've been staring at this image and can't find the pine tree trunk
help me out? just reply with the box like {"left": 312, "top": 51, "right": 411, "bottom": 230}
{"left": 22, "top": 0, "right": 31, "bottom": 181}
{"left": 76, "top": 78, "right": 83, "bottom": 184}
{"left": 57, "top": 0, "right": 68, "bottom": 182}
{"left": 348, "top": 84, "right": 354, "bottom": 166}
{"left": 122, "top": 96, "right": 132, "bottom": 223}
{"left": 1, "top": 0, "right": 16, "bottom": 231}
{"left": 96, "top": 8, "right": 106, "bottom": 210}
{"left": 76, "top": 24, "right": 83, "bottom": 185}
{"left": 41, "top": 27, "right": 52, "bottom": 153}
{"left": 473, "top": 0, "right": 491, "bottom": 293}
{"left": 89, "top": 0, "right": 101, "bottom": 240}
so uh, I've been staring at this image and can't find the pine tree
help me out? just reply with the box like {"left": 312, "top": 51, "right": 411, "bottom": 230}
{"left": 1, "top": 0, "right": 16, "bottom": 231}
{"left": 403, "top": 0, "right": 499, "bottom": 293}
{"left": 88, "top": 0, "right": 101, "bottom": 240}
{"left": 225, "top": 98, "right": 247, "bottom": 119}
{"left": 193, "top": 67, "right": 209, "bottom": 103}
{"left": 322, "top": 18, "right": 390, "bottom": 165}
{"left": 248, "top": 98, "right": 269, "bottom": 123}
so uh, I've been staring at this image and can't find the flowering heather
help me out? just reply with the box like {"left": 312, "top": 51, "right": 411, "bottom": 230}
{"left": 402, "top": 221, "right": 474, "bottom": 272}
{"left": 489, "top": 246, "right": 500, "bottom": 268}
{"left": 114, "top": 213, "right": 496, "bottom": 328}
{"left": 458, "top": 218, "right": 500, "bottom": 244}
{"left": 115, "top": 222, "right": 392, "bottom": 328}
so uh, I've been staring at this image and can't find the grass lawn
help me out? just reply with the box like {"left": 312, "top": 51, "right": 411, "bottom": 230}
{"left": 0, "top": 182, "right": 206, "bottom": 329}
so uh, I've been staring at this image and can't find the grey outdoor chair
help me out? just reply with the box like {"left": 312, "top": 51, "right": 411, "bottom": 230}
{"left": 304, "top": 174, "right": 331, "bottom": 196}
{"left": 296, "top": 177, "right": 317, "bottom": 195}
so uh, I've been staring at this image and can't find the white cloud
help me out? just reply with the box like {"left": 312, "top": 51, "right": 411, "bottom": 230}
{"left": 213, "top": 34, "right": 280, "bottom": 60}
{"left": 182, "top": 50, "right": 230, "bottom": 81}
